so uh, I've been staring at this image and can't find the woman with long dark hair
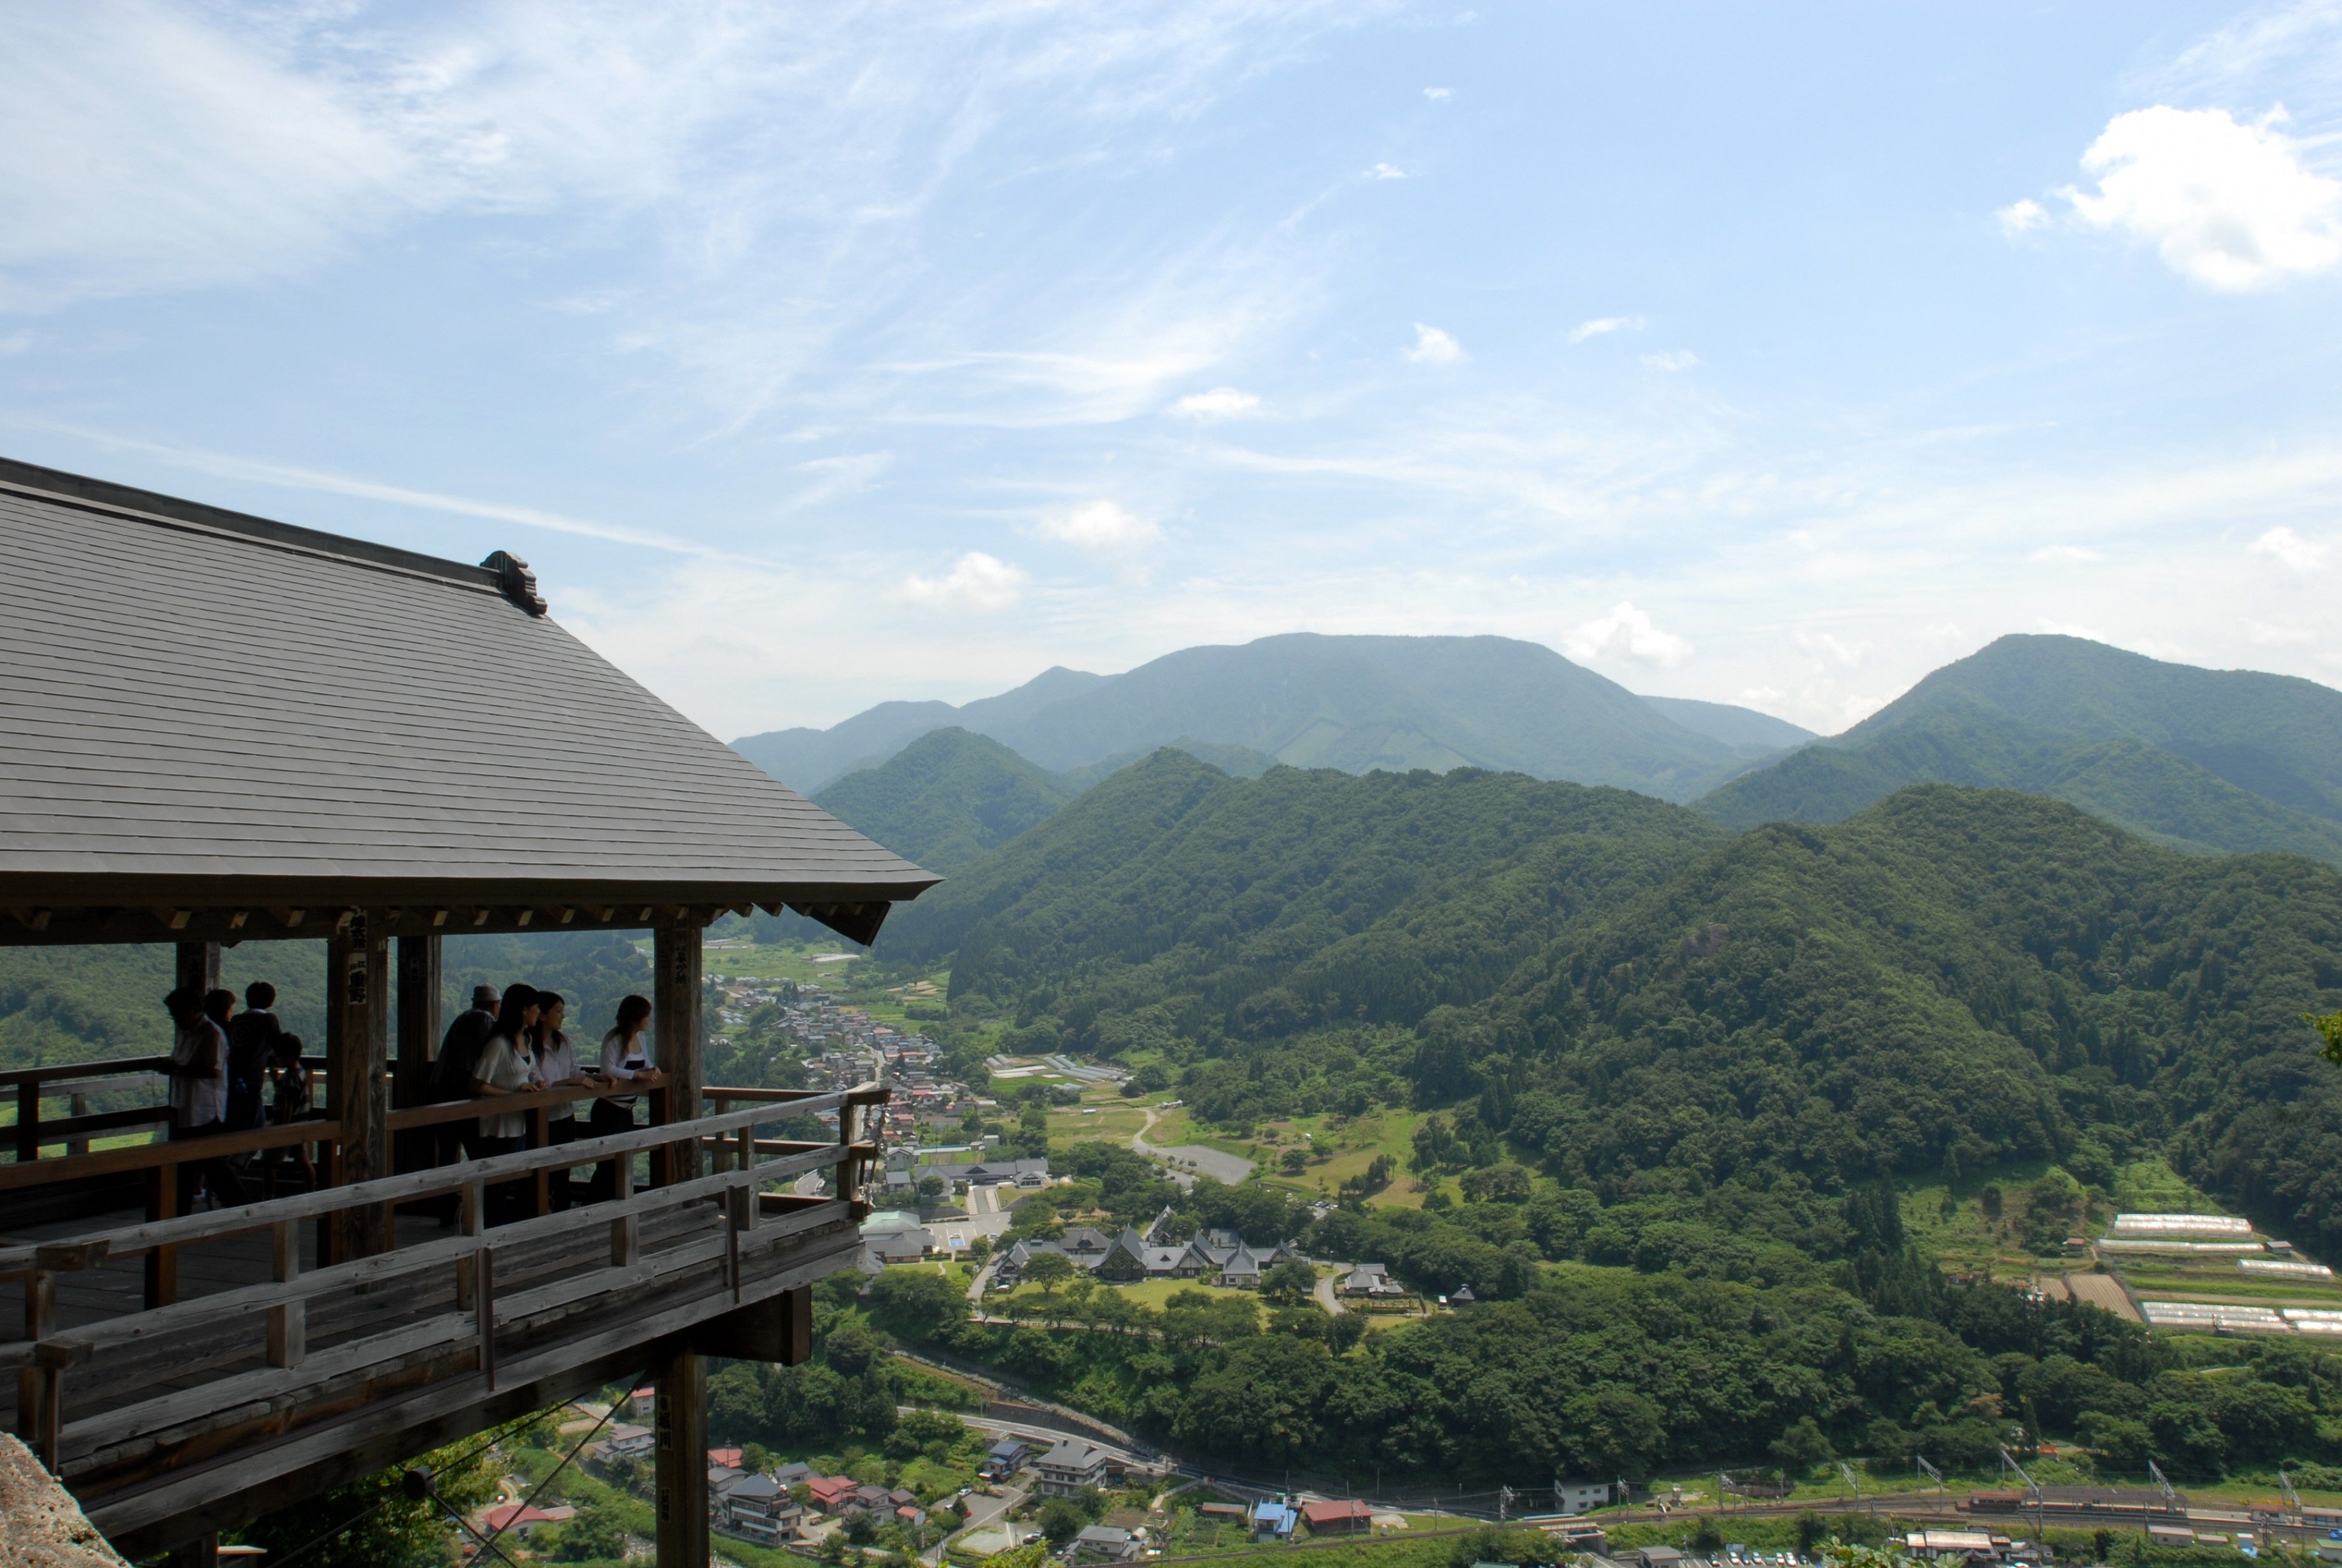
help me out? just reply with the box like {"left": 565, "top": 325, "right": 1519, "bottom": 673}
{"left": 589, "top": 993, "right": 663, "bottom": 1201}
{"left": 470, "top": 983, "right": 544, "bottom": 1224}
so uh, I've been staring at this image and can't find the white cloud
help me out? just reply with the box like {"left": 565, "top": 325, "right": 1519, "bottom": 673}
{"left": 1564, "top": 602, "right": 1694, "bottom": 667}
{"left": 899, "top": 551, "right": 1026, "bottom": 610}
{"left": 1796, "top": 630, "right": 1867, "bottom": 666}
{"left": 1567, "top": 314, "right": 1644, "bottom": 343}
{"left": 2029, "top": 544, "right": 2101, "bottom": 562}
{"left": 1368, "top": 162, "right": 1407, "bottom": 180}
{"left": 2062, "top": 105, "right": 2342, "bottom": 291}
{"left": 2251, "top": 523, "right": 2329, "bottom": 571}
{"left": 2037, "top": 618, "right": 2109, "bottom": 640}
{"left": 1169, "top": 387, "right": 1262, "bottom": 420}
{"left": 1997, "top": 198, "right": 2049, "bottom": 237}
{"left": 1737, "top": 686, "right": 1784, "bottom": 705}
{"left": 1404, "top": 322, "right": 1465, "bottom": 364}
{"left": 1036, "top": 500, "right": 1162, "bottom": 558}
{"left": 1423, "top": 87, "right": 1450, "bottom": 101}
{"left": 1641, "top": 350, "right": 1700, "bottom": 372}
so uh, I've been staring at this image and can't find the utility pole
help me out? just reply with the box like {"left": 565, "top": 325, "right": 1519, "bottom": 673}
{"left": 1500, "top": 1487, "right": 1514, "bottom": 1522}
{"left": 2150, "top": 1460, "right": 2179, "bottom": 1515}
{"left": 1838, "top": 1462, "right": 1863, "bottom": 1515}
{"left": 1917, "top": 1455, "right": 1944, "bottom": 1498}
{"left": 2000, "top": 1446, "right": 2044, "bottom": 1540}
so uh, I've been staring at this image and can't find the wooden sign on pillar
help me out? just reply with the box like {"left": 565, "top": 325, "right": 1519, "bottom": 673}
{"left": 651, "top": 914, "right": 702, "bottom": 1188}
{"left": 325, "top": 911, "right": 392, "bottom": 1259}
{"left": 174, "top": 942, "right": 219, "bottom": 999}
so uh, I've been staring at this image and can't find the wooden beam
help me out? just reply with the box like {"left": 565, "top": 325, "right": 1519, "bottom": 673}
{"left": 393, "top": 932, "right": 440, "bottom": 1111}
{"left": 654, "top": 1347, "right": 709, "bottom": 1568}
{"left": 327, "top": 912, "right": 392, "bottom": 1259}
{"left": 652, "top": 917, "right": 702, "bottom": 1189}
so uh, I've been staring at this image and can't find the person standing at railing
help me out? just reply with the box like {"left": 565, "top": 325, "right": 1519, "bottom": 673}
{"left": 223, "top": 981, "right": 283, "bottom": 1136}
{"left": 260, "top": 1032, "right": 318, "bottom": 1197}
{"left": 162, "top": 987, "right": 246, "bottom": 1212}
{"left": 470, "top": 984, "right": 544, "bottom": 1225}
{"left": 427, "top": 985, "right": 503, "bottom": 1223}
{"left": 589, "top": 993, "right": 665, "bottom": 1202}
{"left": 533, "top": 990, "right": 599, "bottom": 1211}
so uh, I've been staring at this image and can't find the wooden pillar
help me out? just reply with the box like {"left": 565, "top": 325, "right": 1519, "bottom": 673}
{"left": 393, "top": 931, "right": 441, "bottom": 1111}
{"left": 653, "top": 1347, "right": 709, "bottom": 1568}
{"left": 651, "top": 916, "right": 703, "bottom": 1188}
{"left": 174, "top": 941, "right": 219, "bottom": 997}
{"left": 326, "top": 911, "right": 392, "bottom": 1257}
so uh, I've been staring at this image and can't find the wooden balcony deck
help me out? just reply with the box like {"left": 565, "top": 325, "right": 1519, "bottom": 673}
{"left": 3, "top": 1086, "right": 882, "bottom": 1560}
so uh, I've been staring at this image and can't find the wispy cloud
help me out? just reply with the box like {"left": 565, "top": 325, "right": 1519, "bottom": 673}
{"left": 1367, "top": 162, "right": 1407, "bottom": 180}
{"left": 1423, "top": 87, "right": 1450, "bottom": 101}
{"left": 1169, "top": 387, "right": 1262, "bottom": 420}
{"left": 1404, "top": 322, "right": 1465, "bottom": 364}
{"left": 1641, "top": 350, "right": 1700, "bottom": 372}
{"left": 1996, "top": 197, "right": 2049, "bottom": 237}
{"left": 2029, "top": 544, "right": 2101, "bottom": 562}
{"left": 1568, "top": 314, "right": 1645, "bottom": 343}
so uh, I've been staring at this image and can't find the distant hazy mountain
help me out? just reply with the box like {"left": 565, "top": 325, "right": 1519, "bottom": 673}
{"left": 1639, "top": 695, "right": 1814, "bottom": 754}
{"left": 1697, "top": 635, "right": 2342, "bottom": 864}
{"left": 811, "top": 728, "right": 1075, "bottom": 876}
{"left": 735, "top": 633, "right": 1800, "bottom": 801}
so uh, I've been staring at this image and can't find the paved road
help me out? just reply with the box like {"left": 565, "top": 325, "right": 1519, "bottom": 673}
{"left": 1313, "top": 1266, "right": 1346, "bottom": 1316}
{"left": 1132, "top": 1106, "right": 1256, "bottom": 1186}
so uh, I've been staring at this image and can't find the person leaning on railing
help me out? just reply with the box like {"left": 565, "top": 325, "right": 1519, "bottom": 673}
{"left": 532, "top": 989, "right": 603, "bottom": 1211}
{"left": 588, "top": 993, "right": 665, "bottom": 1203}
{"left": 470, "top": 984, "right": 545, "bottom": 1225}
{"left": 161, "top": 986, "right": 247, "bottom": 1212}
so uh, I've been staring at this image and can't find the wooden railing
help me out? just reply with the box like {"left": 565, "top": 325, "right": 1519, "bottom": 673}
{"left": 3, "top": 1054, "right": 339, "bottom": 1163}
{"left": 4, "top": 1084, "right": 888, "bottom": 1491}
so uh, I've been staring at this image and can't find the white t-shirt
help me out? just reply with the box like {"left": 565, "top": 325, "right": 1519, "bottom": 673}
{"left": 171, "top": 1020, "right": 229, "bottom": 1129}
{"left": 537, "top": 1029, "right": 578, "bottom": 1122}
{"left": 600, "top": 1028, "right": 653, "bottom": 1106}
{"left": 474, "top": 1033, "right": 537, "bottom": 1141}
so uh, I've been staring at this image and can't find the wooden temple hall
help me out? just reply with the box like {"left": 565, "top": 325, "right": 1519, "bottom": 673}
{"left": 0, "top": 458, "right": 940, "bottom": 1564}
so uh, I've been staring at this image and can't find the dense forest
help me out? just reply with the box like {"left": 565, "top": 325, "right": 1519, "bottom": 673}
{"left": 889, "top": 754, "right": 2342, "bottom": 1261}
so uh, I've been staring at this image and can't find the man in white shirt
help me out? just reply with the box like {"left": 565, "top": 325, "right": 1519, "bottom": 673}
{"left": 164, "top": 987, "right": 244, "bottom": 1211}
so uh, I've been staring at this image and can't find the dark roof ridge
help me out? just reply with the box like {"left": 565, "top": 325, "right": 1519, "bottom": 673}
{"left": 0, "top": 454, "right": 505, "bottom": 597}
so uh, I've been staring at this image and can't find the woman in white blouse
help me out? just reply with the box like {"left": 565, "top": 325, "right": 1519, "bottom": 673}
{"left": 470, "top": 984, "right": 544, "bottom": 1224}
{"left": 533, "top": 989, "right": 598, "bottom": 1210}
{"left": 588, "top": 993, "right": 665, "bottom": 1201}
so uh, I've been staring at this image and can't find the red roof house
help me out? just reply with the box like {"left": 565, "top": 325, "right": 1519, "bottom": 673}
{"left": 1301, "top": 1500, "right": 1376, "bottom": 1536}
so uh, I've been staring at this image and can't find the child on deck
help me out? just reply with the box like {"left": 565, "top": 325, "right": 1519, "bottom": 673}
{"left": 262, "top": 1033, "right": 318, "bottom": 1196}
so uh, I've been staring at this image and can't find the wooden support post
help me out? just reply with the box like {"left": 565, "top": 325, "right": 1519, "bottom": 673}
{"left": 145, "top": 1162, "right": 179, "bottom": 1308}
{"left": 14, "top": 1080, "right": 33, "bottom": 1165}
{"left": 611, "top": 1211, "right": 640, "bottom": 1270}
{"left": 693, "top": 1284, "right": 812, "bottom": 1365}
{"left": 393, "top": 931, "right": 441, "bottom": 1112}
{"left": 266, "top": 1219, "right": 305, "bottom": 1369}
{"left": 455, "top": 1180, "right": 484, "bottom": 1310}
{"left": 476, "top": 1245, "right": 497, "bottom": 1392}
{"left": 327, "top": 912, "right": 392, "bottom": 1259}
{"left": 529, "top": 1105, "right": 550, "bottom": 1219}
{"left": 17, "top": 1264, "right": 52, "bottom": 1449}
{"left": 651, "top": 917, "right": 702, "bottom": 1190}
{"left": 654, "top": 1347, "right": 709, "bottom": 1568}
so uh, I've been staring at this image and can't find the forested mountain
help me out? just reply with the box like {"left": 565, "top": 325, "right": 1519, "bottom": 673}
{"left": 888, "top": 758, "right": 2342, "bottom": 1259}
{"left": 812, "top": 728, "right": 1075, "bottom": 876}
{"left": 1699, "top": 635, "right": 2342, "bottom": 863}
{"left": 733, "top": 633, "right": 1797, "bottom": 799}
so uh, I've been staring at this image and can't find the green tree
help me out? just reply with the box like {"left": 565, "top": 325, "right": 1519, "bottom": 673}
{"left": 1691, "top": 1518, "right": 1725, "bottom": 1555}
{"left": 1261, "top": 1259, "right": 1316, "bottom": 1306}
{"left": 1022, "top": 1250, "right": 1076, "bottom": 1298}
{"left": 232, "top": 1433, "right": 498, "bottom": 1568}
{"left": 551, "top": 1509, "right": 629, "bottom": 1562}
{"left": 1771, "top": 1416, "right": 1836, "bottom": 1476}
{"left": 1038, "top": 1497, "right": 1089, "bottom": 1546}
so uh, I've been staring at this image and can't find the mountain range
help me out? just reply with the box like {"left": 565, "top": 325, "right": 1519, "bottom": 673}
{"left": 736, "top": 633, "right": 1811, "bottom": 800}
{"left": 1695, "top": 635, "right": 2342, "bottom": 865}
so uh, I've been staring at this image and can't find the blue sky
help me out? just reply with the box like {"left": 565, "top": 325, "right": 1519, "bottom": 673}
{"left": 6, "top": 2, "right": 2342, "bottom": 740}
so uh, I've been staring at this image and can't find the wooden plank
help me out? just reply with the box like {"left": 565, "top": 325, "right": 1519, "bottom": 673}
{"left": 62, "top": 1213, "right": 854, "bottom": 1478}
{"left": 0, "top": 1057, "right": 173, "bottom": 1091}
{"left": 83, "top": 1227, "right": 862, "bottom": 1555}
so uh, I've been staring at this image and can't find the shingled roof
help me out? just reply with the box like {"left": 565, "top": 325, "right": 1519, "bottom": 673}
{"left": 0, "top": 457, "right": 937, "bottom": 941}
